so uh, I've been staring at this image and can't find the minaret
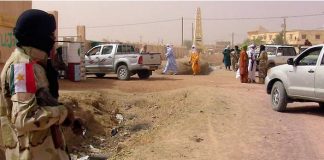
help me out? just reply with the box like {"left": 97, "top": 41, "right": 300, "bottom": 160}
{"left": 194, "top": 7, "right": 204, "bottom": 53}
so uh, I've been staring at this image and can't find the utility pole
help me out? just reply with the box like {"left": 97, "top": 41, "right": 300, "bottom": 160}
{"left": 192, "top": 22, "right": 194, "bottom": 43}
{"left": 181, "top": 17, "right": 184, "bottom": 46}
{"left": 283, "top": 17, "right": 287, "bottom": 45}
{"left": 231, "top": 32, "right": 234, "bottom": 48}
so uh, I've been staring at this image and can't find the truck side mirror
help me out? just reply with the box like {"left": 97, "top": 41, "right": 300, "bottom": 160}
{"left": 287, "top": 58, "right": 294, "bottom": 65}
{"left": 277, "top": 52, "right": 283, "bottom": 56}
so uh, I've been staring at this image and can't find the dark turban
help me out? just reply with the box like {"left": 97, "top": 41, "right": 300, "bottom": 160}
{"left": 14, "top": 9, "right": 56, "bottom": 55}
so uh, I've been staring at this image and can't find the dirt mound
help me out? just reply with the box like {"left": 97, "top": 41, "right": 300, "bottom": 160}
{"left": 157, "top": 57, "right": 212, "bottom": 75}
{"left": 57, "top": 87, "right": 197, "bottom": 159}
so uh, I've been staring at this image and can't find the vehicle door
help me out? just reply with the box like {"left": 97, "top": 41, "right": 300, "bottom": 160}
{"left": 315, "top": 47, "right": 324, "bottom": 99}
{"left": 85, "top": 46, "right": 102, "bottom": 72}
{"left": 97, "top": 45, "right": 114, "bottom": 72}
{"left": 287, "top": 46, "right": 322, "bottom": 98}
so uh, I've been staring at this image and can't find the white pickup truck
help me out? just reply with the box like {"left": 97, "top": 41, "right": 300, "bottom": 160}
{"left": 85, "top": 43, "right": 161, "bottom": 80}
{"left": 265, "top": 44, "right": 324, "bottom": 111}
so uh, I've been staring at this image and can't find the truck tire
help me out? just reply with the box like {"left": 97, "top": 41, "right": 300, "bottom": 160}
{"left": 117, "top": 65, "right": 130, "bottom": 80}
{"left": 271, "top": 81, "right": 288, "bottom": 112}
{"left": 95, "top": 73, "right": 105, "bottom": 78}
{"left": 138, "top": 70, "right": 151, "bottom": 79}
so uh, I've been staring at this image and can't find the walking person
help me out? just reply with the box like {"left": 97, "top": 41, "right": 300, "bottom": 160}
{"left": 0, "top": 9, "right": 75, "bottom": 160}
{"left": 239, "top": 45, "right": 249, "bottom": 83}
{"left": 247, "top": 44, "right": 257, "bottom": 83}
{"left": 189, "top": 45, "right": 200, "bottom": 75}
{"left": 223, "top": 45, "right": 231, "bottom": 70}
{"left": 162, "top": 44, "right": 177, "bottom": 75}
{"left": 257, "top": 45, "right": 268, "bottom": 84}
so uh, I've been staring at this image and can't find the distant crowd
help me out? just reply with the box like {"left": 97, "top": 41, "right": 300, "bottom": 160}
{"left": 223, "top": 44, "right": 268, "bottom": 84}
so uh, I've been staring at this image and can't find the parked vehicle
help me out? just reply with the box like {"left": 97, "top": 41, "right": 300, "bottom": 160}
{"left": 265, "top": 45, "right": 297, "bottom": 68}
{"left": 85, "top": 43, "right": 161, "bottom": 80}
{"left": 298, "top": 45, "right": 310, "bottom": 54}
{"left": 265, "top": 44, "right": 324, "bottom": 112}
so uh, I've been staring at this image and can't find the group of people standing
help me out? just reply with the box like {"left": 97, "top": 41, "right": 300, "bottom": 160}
{"left": 224, "top": 44, "right": 268, "bottom": 84}
{"left": 223, "top": 45, "right": 241, "bottom": 71}
{"left": 238, "top": 44, "right": 268, "bottom": 84}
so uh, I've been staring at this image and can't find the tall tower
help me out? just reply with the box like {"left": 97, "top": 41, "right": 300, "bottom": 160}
{"left": 194, "top": 7, "right": 204, "bottom": 53}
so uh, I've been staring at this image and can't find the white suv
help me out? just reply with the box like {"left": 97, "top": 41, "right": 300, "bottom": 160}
{"left": 265, "top": 45, "right": 297, "bottom": 68}
{"left": 265, "top": 44, "right": 324, "bottom": 112}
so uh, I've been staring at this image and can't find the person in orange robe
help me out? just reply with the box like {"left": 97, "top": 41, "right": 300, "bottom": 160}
{"left": 189, "top": 45, "right": 200, "bottom": 75}
{"left": 239, "top": 45, "right": 249, "bottom": 83}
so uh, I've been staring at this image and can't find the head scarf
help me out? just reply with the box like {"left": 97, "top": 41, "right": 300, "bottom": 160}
{"left": 260, "top": 45, "right": 265, "bottom": 52}
{"left": 14, "top": 9, "right": 56, "bottom": 55}
{"left": 242, "top": 45, "right": 248, "bottom": 51}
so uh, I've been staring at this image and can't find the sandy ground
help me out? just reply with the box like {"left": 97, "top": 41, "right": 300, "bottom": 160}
{"left": 57, "top": 65, "right": 324, "bottom": 160}
{"left": 2, "top": 54, "right": 324, "bottom": 160}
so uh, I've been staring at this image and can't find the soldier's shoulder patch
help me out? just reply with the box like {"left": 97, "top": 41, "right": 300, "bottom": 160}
{"left": 9, "top": 63, "right": 36, "bottom": 95}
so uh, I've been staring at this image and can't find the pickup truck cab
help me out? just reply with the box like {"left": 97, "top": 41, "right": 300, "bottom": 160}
{"left": 265, "top": 44, "right": 324, "bottom": 111}
{"left": 265, "top": 45, "right": 297, "bottom": 68}
{"left": 85, "top": 43, "right": 161, "bottom": 80}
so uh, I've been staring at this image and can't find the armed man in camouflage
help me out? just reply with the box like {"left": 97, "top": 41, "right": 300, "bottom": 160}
{"left": 0, "top": 9, "right": 73, "bottom": 160}
{"left": 257, "top": 45, "right": 268, "bottom": 84}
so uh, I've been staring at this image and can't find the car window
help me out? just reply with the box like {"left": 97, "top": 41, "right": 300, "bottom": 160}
{"left": 117, "top": 45, "right": 135, "bottom": 53}
{"left": 297, "top": 46, "right": 322, "bottom": 66}
{"left": 102, "top": 46, "right": 113, "bottom": 55}
{"left": 282, "top": 47, "right": 296, "bottom": 56}
{"left": 320, "top": 49, "right": 324, "bottom": 65}
{"left": 266, "top": 47, "right": 276, "bottom": 55}
{"left": 87, "top": 46, "right": 101, "bottom": 56}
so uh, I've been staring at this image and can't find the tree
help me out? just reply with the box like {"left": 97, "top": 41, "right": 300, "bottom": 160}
{"left": 272, "top": 32, "right": 284, "bottom": 45}
{"left": 242, "top": 36, "right": 264, "bottom": 46}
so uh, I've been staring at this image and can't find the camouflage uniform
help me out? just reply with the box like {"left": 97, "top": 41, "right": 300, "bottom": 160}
{"left": 0, "top": 47, "right": 69, "bottom": 160}
{"left": 230, "top": 50, "right": 240, "bottom": 71}
{"left": 257, "top": 50, "right": 268, "bottom": 84}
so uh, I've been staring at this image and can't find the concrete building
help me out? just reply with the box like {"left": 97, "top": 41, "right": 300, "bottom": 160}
{"left": 0, "top": 1, "right": 32, "bottom": 69}
{"left": 247, "top": 25, "right": 324, "bottom": 46}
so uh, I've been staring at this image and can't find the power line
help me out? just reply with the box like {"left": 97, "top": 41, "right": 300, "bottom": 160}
{"left": 59, "top": 13, "right": 324, "bottom": 29}
{"left": 59, "top": 18, "right": 180, "bottom": 29}
{"left": 185, "top": 13, "right": 324, "bottom": 21}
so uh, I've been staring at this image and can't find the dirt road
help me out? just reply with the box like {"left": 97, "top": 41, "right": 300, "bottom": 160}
{"left": 59, "top": 69, "right": 324, "bottom": 160}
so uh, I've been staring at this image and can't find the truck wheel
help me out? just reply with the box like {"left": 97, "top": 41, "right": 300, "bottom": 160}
{"left": 95, "top": 73, "right": 105, "bottom": 78}
{"left": 138, "top": 70, "right": 151, "bottom": 79}
{"left": 271, "top": 81, "right": 288, "bottom": 112}
{"left": 117, "top": 65, "right": 130, "bottom": 80}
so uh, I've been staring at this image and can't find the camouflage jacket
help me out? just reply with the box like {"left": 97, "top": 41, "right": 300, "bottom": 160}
{"left": 0, "top": 47, "right": 69, "bottom": 160}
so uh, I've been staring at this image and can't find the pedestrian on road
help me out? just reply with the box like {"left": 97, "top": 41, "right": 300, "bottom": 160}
{"left": 239, "top": 45, "right": 249, "bottom": 83}
{"left": 189, "top": 45, "right": 200, "bottom": 75}
{"left": 257, "top": 45, "right": 268, "bottom": 84}
{"left": 0, "top": 9, "right": 74, "bottom": 160}
{"left": 162, "top": 44, "right": 177, "bottom": 75}
{"left": 223, "top": 45, "right": 231, "bottom": 71}
{"left": 247, "top": 44, "right": 257, "bottom": 83}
